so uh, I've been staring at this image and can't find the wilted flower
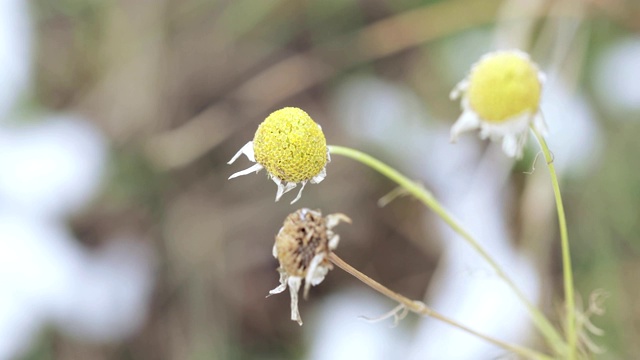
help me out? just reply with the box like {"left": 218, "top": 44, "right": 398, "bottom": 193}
{"left": 268, "top": 208, "right": 350, "bottom": 325}
{"left": 450, "top": 50, "right": 548, "bottom": 158}
{"left": 228, "top": 107, "right": 329, "bottom": 204}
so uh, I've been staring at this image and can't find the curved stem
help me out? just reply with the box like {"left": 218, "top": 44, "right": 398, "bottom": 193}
{"left": 329, "top": 253, "right": 553, "bottom": 360}
{"left": 531, "top": 129, "right": 576, "bottom": 359}
{"left": 328, "top": 145, "right": 565, "bottom": 354}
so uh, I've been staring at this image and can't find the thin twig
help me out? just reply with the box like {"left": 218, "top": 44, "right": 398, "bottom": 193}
{"left": 328, "top": 252, "right": 553, "bottom": 360}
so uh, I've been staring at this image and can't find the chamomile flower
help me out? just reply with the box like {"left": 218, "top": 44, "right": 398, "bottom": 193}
{"left": 268, "top": 208, "right": 350, "bottom": 325}
{"left": 228, "top": 107, "right": 329, "bottom": 204}
{"left": 450, "top": 50, "right": 548, "bottom": 158}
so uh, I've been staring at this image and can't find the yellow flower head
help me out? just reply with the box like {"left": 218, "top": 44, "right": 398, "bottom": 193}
{"left": 450, "top": 50, "right": 548, "bottom": 158}
{"left": 228, "top": 107, "right": 329, "bottom": 204}
{"left": 268, "top": 208, "right": 351, "bottom": 325}
{"left": 467, "top": 52, "right": 542, "bottom": 123}
{"left": 253, "top": 107, "right": 327, "bottom": 184}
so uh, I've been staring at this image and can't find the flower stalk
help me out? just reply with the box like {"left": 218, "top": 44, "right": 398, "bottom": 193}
{"left": 329, "top": 253, "right": 553, "bottom": 360}
{"left": 531, "top": 128, "right": 576, "bottom": 359}
{"left": 328, "top": 144, "right": 565, "bottom": 355}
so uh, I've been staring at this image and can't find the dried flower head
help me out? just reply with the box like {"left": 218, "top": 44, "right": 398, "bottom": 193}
{"left": 450, "top": 50, "right": 548, "bottom": 158}
{"left": 268, "top": 208, "right": 350, "bottom": 325}
{"left": 228, "top": 107, "right": 329, "bottom": 204}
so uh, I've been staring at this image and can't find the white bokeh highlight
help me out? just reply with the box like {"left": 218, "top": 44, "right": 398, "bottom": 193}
{"left": 594, "top": 37, "right": 640, "bottom": 115}
{"left": 0, "top": 3, "right": 156, "bottom": 358}
{"left": 542, "top": 79, "right": 603, "bottom": 177}
{"left": 307, "top": 290, "right": 409, "bottom": 360}
{"left": 0, "top": 116, "right": 108, "bottom": 218}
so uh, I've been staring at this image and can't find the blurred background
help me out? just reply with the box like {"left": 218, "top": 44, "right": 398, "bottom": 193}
{"left": 1, "top": 0, "right": 639, "bottom": 359}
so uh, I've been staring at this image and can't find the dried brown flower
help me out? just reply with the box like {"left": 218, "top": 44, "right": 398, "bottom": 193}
{"left": 268, "top": 208, "right": 350, "bottom": 325}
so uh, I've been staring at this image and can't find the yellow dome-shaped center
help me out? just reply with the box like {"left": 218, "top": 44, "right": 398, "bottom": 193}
{"left": 467, "top": 52, "right": 541, "bottom": 123}
{"left": 253, "top": 107, "right": 327, "bottom": 183}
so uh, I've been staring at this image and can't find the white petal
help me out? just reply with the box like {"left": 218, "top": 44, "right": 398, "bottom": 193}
{"left": 502, "top": 132, "right": 528, "bottom": 158}
{"left": 325, "top": 213, "right": 350, "bottom": 230}
{"left": 311, "top": 166, "right": 326, "bottom": 184}
{"left": 227, "top": 141, "right": 255, "bottom": 164}
{"left": 537, "top": 71, "right": 547, "bottom": 85}
{"left": 478, "top": 125, "right": 493, "bottom": 140}
{"left": 228, "top": 163, "right": 263, "bottom": 179}
{"left": 274, "top": 178, "right": 297, "bottom": 202}
{"left": 267, "top": 270, "right": 288, "bottom": 296}
{"left": 269, "top": 282, "right": 287, "bottom": 296}
{"left": 533, "top": 113, "right": 549, "bottom": 136}
{"left": 272, "top": 243, "right": 278, "bottom": 258}
{"left": 287, "top": 277, "right": 303, "bottom": 325}
{"left": 290, "top": 181, "right": 307, "bottom": 204}
{"left": 328, "top": 234, "right": 340, "bottom": 250}
{"left": 502, "top": 134, "right": 519, "bottom": 158}
{"left": 304, "top": 254, "right": 329, "bottom": 299}
{"left": 298, "top": 208, "right": 308, "bottom": 220}
{"left": 449, "top": 79, "right": 468, "bottom": 100}
{"left": 450, "top": 110, "right": 481, "bottom": 142}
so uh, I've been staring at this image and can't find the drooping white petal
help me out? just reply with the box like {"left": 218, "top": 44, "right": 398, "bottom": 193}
{"left": 268, "top": 270, "right": 288, "bottom": 296}
{"left": 449, "top": 79, "right": 469, "bottom": 100}
{"left": 309, "top": 264, "right": 330, "bottom": 287}
{"left": 304, "top": 254, "right": 329, "bottom": 298}
{"left": 478, "top": 124, "right": 494, "bottom": 140}
{"left": 274, "top": 178, "right": 297, "bottom": 202}
{"left": 450, "top": 110, "right": 481, "bottom": 142}
{"left": 227, "top": 141, "right": 255, "bottom": 164}
{"left": 501, "top": 131, "right": 528, "bottom": 158}
{"left": 502, "top": 134, "right": 519, "bottom": 158}
{"left": 228, "top": 163, "right": 263, "bottom": 179}
{"left": 287, "top": 277, "right": 303, "bottom": 325}
{"left": 269, "top": 282, "right": 287, "bottom": 296}
{"left": 290, "top": 181, "right": 307, "bottom": 204}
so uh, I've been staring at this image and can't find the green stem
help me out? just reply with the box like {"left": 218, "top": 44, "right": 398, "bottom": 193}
{"left": 531, "top": 129, "right": 576, "bottom": 359}
{"left": 328, "top": 144, "right": 566, "bottom": 355}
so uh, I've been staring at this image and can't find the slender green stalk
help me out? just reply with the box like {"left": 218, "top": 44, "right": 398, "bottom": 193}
{"left": 329, "top": 253, "right": 553, "bottom": 360}
{"left": 531, "top": 129, "right": 576, "bottom": 359}
{"left": 328, "top": 144, "right": 565, "bottom": 355}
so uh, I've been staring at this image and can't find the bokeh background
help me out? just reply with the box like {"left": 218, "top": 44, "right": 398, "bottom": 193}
{"left": 1, "top": 0, "right": 639, "bottom": 359}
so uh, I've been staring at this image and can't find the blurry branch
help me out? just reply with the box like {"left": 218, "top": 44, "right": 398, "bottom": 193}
{"left": 144, "top": 103, "right": 235, "bottom": 169}
{"left": 231, "top": 54, "right": 335, "bottom": 112}
{"left": 584, "top": 0, "right": 640, "bottom": 31}
{"left": 532, "top": 0, "right": 587, "bottom": 84}
{"left": 75, "top": 1, "right": 167, "bottom": 141}
{"left": 334, "top": 0, "right": 501, "bottom": 63}
{"left": 232, "top": 0, "right": 505, "bottom": 106}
